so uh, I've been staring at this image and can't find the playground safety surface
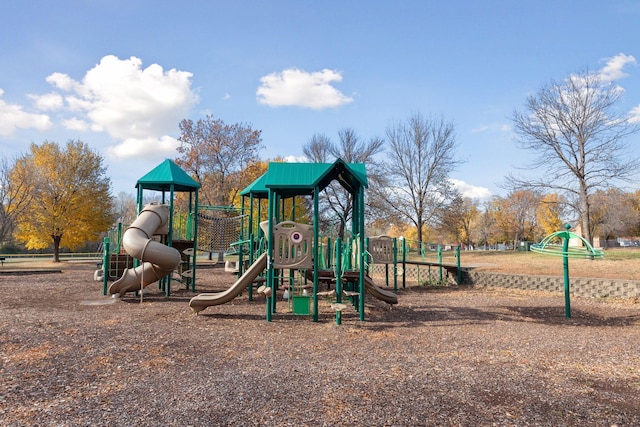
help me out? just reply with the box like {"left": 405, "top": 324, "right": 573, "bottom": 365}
{"left": 1, "top": 262, "right": 640, "bottom": 426}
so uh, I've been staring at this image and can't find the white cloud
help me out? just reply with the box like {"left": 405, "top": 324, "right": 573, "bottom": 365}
{"left": 471, "top": 125, "right": 489, "bottom": 133}
{"left": 284, "top": 155, "right": 308, "bottom": 163}
{"left": 598, "top": 53, "right": 636, "bottom": 81}
{"left": 471, "top": 123, "right": 511, "bottom": 134}
{"left": 46, "top": 72, "right": 77, "bottom": 91}
{"left": 450, "top": 179, "right": 492, "bottom": 199}
{"left": 42, "top": 55, "right": 199, "bottom": 159}
{"left": 629, "top": 105, "right": 640, "bottom": 123}
{"left": 107, "top": 135, "right": 180, "bottom": 158}
{"left": 0, "top": 88, "right": 52, "bottom": 136}
{"left": 29, "top": 92, "right": 64, "bottom": 111}
{"left": 257, "top": 68, "right": 353, "bottom": 109}
{"left": 62, "top": 117, "right": 90, "bottom": 131}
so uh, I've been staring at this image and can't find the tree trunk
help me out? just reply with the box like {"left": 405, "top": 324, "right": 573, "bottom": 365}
{"left": 579, "top": 182, "right": 592, "bottom": 245}
{"left": 52, "top": 235, "right": 62, "bottom": 263}
{"left": 337, "top": 220, "right": 345, "bottom": 240}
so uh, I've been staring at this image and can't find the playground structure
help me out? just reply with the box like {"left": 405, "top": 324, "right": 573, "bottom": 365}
{"left": 189, "top": 158, "right": 402, "bottom": 323}
{"left": 100, "top": 158, "right": 466, "bottom": 324}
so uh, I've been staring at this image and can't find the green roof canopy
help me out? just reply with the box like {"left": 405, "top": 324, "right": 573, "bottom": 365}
{"left": 240, "top": 172, "right": 268, "bottom": 197}
{"left": 136, "top": 159, "right": 201, "bottom": 192}
{"left": 241, "top": 158, "right": 367, "bottom": 198}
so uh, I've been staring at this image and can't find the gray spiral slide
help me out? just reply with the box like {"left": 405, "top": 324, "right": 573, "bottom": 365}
{"left": 108, "top": 203, "right": 182, "bottom": 296}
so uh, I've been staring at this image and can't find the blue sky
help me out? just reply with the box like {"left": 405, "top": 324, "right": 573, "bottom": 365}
{"left": 2, "top": 0, "right": 640, "bottom": 198}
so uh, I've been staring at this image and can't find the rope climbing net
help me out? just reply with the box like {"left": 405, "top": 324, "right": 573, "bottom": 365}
{"left": 196, "top": 212, "right": 246, "bottom": 253}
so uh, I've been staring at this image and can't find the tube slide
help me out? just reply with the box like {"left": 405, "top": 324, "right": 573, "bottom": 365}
{"left": 364, "top": 275, "right": 398, "bottom": 305}
{"left": 108, "top": 203, "right": 182, "bottom": 296}
{"left": 189, "top": 252, "right": 268, "bottom": 313}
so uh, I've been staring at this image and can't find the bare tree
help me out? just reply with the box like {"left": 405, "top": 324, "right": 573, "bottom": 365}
{"left": 303, "top": 133, "right": 333, "bottom": 163}
{"left": 113, "top": 192, "right": 138, "bottom": 224}
{"left": 510, "top": 70, "right": 640, "bottom": 244}
{"left": 376, "top": 113, "right": 463, "bottom": 243}
{"left": 176, "top": 115, "right": 263, "bottom": 206}
{"left": 303, "top": 128, "right": 384, "bottom": 238}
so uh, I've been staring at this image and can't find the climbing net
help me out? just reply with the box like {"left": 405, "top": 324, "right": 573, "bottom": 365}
{"left": 196, "top": 212, "right": 246, "bottom": 253}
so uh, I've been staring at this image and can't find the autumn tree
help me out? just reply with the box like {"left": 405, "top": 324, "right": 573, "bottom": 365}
{"left": 176, "top": 115, "right": 263, "bottom": 207}
{"left": 1, "top": 155, "right": 34, "bottom": 247}
{"left": 494, "top": 190, "right": 541, "bottom": 248}
{"left": 590, "top": 188, "right": 640, "bottom": 246}
{"left": 10, "top": 141, "right": 115, "bottom": 262}
{"left": 303, "top": 128, "right": 384, "bottom": 238}
{"left": 510, "top": 70, "right": 640, "bottom": 245}
{"left": 632, "top": 190, "right": 640, "bottom": 237}
{"left": 376, "top": 113, "right": 463, "bottom": 243}
{"left": 536, "top": 193, "right": 565, "bottom": 236}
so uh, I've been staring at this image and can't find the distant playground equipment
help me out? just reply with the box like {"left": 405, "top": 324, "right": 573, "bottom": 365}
{"left": 531, "top": 224, "right": 604, "bottom": 318}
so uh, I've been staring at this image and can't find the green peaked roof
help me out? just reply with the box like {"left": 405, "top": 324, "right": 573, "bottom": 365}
{"left": 136, "top": 159, "right": 201, "bottom": 192}
{"left": 264, "top": 158, "right": 367, "bottom": 196}
{"left": 240, "top": 172, "right": 269, "bottom": 197}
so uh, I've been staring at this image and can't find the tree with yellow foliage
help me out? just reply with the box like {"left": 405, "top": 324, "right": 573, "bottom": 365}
{"left": 536, "top": 193, "right": 565, "bottom": 236}
{"left": 10, "top": 141, "right": 115, "bottom": 262}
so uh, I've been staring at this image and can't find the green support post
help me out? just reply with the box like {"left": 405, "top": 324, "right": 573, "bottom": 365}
{"left": 357, "top": 188, "right": 365, "bottom": 322}
{"left": 266, "top": 193, "right": 275, "bottom": 322}
{"left": 402, "top": 239, "right": 407, "bottom": 289}
{"left": 247, "top": 232, "right": 255, "bottom": 301}
{"left": 562, "top": 230, "right": 571, "bottom": 318}
{"left": 102, "top": 237, "right": 110, "bottom": 295}
{"left": 393, "top": 237, "right": 398, "bottom": 291}
{"left": 335, "top": 237, "right": 343, "bottom": 306}
{"left": 437, "top": 244, "right": 443, "bottom": 283}
{"left": 312, "top": 186, "right": 320, "bottom": 322}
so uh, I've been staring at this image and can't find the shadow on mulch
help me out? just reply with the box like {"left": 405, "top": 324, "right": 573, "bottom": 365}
{"left": 109, "top": 282, "right": 640, "bottom": 330}
{"left": 501, "top": 305, "right": 640, "bottom": 327}
{"left": 360, "top": 304, "right": 640, "bottom": 332}
{"left": 357, "top": 285, "right": 640, "bottom": 330}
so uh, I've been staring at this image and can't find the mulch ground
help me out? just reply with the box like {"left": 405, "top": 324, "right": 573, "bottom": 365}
{"left": 1, "top": 262, "right": 640, "bottom": 426}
